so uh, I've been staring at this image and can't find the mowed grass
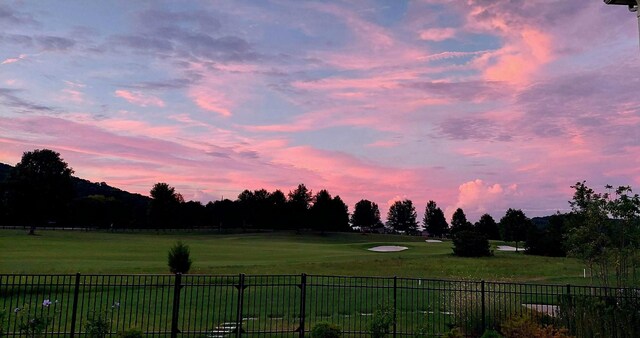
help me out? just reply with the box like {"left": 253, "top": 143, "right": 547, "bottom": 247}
{"left": 0, "top": 229, "right": 589, "bottom": 284}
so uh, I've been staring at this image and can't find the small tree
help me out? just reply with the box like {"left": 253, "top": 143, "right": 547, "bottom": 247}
{"left": 370, "top": 304, "right": 394, "bottom": 338}
{"left": 566, "top": 181, "right": 640, "bottom": 287}
{"left": 452, "top": 230, "right": 492, "bottom": 257}
{"left": 168, "top": 241, "right": 192, "bottom": 274}
{"left": 499, "top": 208, "right": 532, "bottom": 252}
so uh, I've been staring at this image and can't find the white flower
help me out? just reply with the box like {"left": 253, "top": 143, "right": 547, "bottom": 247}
{"left": 42, "top": 299, "right": 52, "bottom": 307}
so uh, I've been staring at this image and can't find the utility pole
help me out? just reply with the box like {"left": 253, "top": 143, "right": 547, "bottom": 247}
{"left": 604, "top": 0, "right": 640, "bottom": 48}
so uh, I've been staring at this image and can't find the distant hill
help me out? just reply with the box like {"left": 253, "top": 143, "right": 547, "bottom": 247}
{"left": 0, "top": 162, "right": 150, "bottom": 204}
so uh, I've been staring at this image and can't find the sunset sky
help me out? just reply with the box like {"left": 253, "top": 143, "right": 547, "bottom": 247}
{"left": 1, "top": 0, "right": 639, "bottom": 222}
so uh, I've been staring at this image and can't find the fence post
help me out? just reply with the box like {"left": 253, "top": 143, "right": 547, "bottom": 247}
{"left": 393, "top": 276, "right": 397, "bottom": 338}
{"left": 69, "top": 272, "right": 81, "bottom": 338}
{"left": 481, "top": 280, "right": 486, "bottom": 333}
{"left": 235, "top": 273, "right": 246, "bottom": 338}
{"left": 299, "top": 273, "right": 307, "bottom": 338}
{"left": 565, "top": 284, "right": 571, "bottom": 332}
{"left": 170, "top": 273, "right": 182, "bottom": 338}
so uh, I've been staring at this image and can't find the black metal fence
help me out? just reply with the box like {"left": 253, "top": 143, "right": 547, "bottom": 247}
{"left": 0, "top": 274, "right": 638, "bottom": 337}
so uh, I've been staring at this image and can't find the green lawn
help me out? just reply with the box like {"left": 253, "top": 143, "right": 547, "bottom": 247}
{"left": 0, "top": 229, "right": 590, "bottom": 284}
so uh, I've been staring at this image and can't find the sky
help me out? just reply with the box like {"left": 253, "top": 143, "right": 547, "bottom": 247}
{"left": 1, "top": 0, "right": 639, "bottom": 223}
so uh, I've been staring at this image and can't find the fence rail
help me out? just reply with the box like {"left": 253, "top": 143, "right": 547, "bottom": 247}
{"left": 0, "top": 273, "right": 638, "bottom": 337}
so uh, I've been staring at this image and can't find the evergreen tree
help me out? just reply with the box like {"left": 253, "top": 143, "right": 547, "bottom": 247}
{"left": 450, "top": 208, "right": 473, "bottom": 236}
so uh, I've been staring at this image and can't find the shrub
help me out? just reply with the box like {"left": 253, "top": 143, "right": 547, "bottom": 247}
{"left": 500, "top": 314, "right": 573, "bottom": 338}
{"left": 85, "top": 310, "right": 111, "bottom": 338}
{"left": 558, "top": 293, "right": 640, "bottom": 337}
{"left": 443, "top": 328, "right": 464, "bottom": 338}
{"left": 500, "top": 314, "right": 539, "bottom": 337}
{"left": 450, "top": 283, "right": 514, "bottom": 336}
{"left": 480, "top": 329, "right": 503, "bottom": 338}
{"left": 0, "top": 309, "right": 6, "bottom": 337}
{"left": 168, "top": 241, "right": 192, "bottom": 274}
{"left": 310, "top": 322, "right": 341, "bottom": 338}
{"left": 15, "top": 300, "right": 59, "bottom": 338}
{"left": 452, "top": 230, "right": 492, "bottom": 257}
{"left": 117, "top": 327, "right": 144, "bottom": 338}
{"left": 370, "top": 304, "right": 394, "bottom": 338}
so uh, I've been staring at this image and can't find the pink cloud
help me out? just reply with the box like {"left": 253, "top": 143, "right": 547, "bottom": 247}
{"left": 419, "top": 28, "right": 456, "bottom": 41}
{"left": 481, "top": 28, "right": 553, "bottom": 84}
{"left": 1, "top": 54, "right": 27, "bottom": 65}
{"left": 190, "top": 89, "right": 233, "bottom": 117}
{"left": 114, "top": 90, "right": 165, "bottom": 107}
{"left": 445, "top": 179, "right": 519, "bottom": 221}
{"left": 366, "top": 140, "right": 400, "bottom": 148}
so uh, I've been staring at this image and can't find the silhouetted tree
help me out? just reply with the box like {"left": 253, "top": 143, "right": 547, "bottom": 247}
{"left": 180, "top": 200, "right": 207, "bottom": 228}
{"left": 499, "top": 208, "right": 532, "bottom": 252}
{"left": 452, "top": 230, "right": 492, "bottom": 257}
{"left": 267, "top": 189, "right": 287, "bottom": 229}
{"left": 387, "top": 199, "right": 418, "bottom": 234}
{"left": 351, "top": 199, "right": 383, "bottom": 232}
{"left": 309, "top": 190, "right": 350, "bottom": 232}
{"left": 207, "top": 199, "right": 241, "bottom": 230}
{"left": 287, "top": 184, "right": 312, "bottom": 230}
{"left": 450, "top": 208, "right": 473, "bottom": 236}
{"left": 525, "top": 213, "right": 568, "bottom": 257}
{"left": 330, "top": 195, "right": 350, "bottom": 232}
{"left": 310, "top": 189, "right": 333, "bottom": 232}
{"left": 423, "top": 200, "right": 448, "bottom": 237}
{"left": 69, "top": 194, "right": 128, "bottom": 229}
{"left": 5, "top": 149, "right": 74, "bottom": 231}
{"left": 237, "top": 189, "right": 256, "bottom": 229}
{"left": 149, "top": 183, "right": 182, "bottom": 228}
{"left": 474, "top": 213, "right": 500, "bottom": 240}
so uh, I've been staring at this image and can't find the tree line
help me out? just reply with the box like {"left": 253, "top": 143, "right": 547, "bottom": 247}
{"left": 0, "top": 150, "right": 537, "bottom": 239}
{"left": 1, "top": 150, "right": 638, "bottom": 287}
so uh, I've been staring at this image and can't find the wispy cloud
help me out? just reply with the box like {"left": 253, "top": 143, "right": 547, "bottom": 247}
{"left": 114, "top": 90, "right": 165, "bottom": 108}
{"left": 1, "top": 54, "right": 27, "bottom": 65}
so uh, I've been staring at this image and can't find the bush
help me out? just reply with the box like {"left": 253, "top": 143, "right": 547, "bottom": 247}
{"left": 117, "top": 327, "right": 144, "bottom": 338}
{"left": 480, "top": 329, "right": 503, "bottom": 338}
{"left": 450, "top": 284, "right": 515, "bottom": 336}
{"left": 452, "top": 230, "right": 492, "bottom": 257}
{"left": 310, "top": 322, "right": 341, "bottom": 338}
{"left": 168, "top": 241, "right": 192, "bottom": 274}
{"left": 370, "top": 304, "right": 394, "bottom": 338}
{"left": 84, "top": 310, "right": 111, "bottom": 338}
{"left": 558, "top": 293, "right": 640, "bottom": 337}
{"left": 500, "top": 314, "right": 573, "bottom": 338}
{"left": 0, "top": 309, "right": 6, "bottom": 337}
{"left": 443, "top": 328, "right": 464, "bottom": 338}
{"left": 500, "top": 314, "right": 538, "bottom": 337}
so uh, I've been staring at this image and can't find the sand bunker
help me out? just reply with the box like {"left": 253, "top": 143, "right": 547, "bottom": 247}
{"left": 497, "top": 245, "right": 519, "bottom": 252}
{"left": 425, "top": 239, "right": 443, "bottom": 243}
{"left": 368, "top": 246, "right": 409, "bottom": 252}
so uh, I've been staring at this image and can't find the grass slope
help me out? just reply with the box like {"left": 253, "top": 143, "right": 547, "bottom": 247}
{"left": 0, "top": 230, "right": 588, "bottom": 284}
